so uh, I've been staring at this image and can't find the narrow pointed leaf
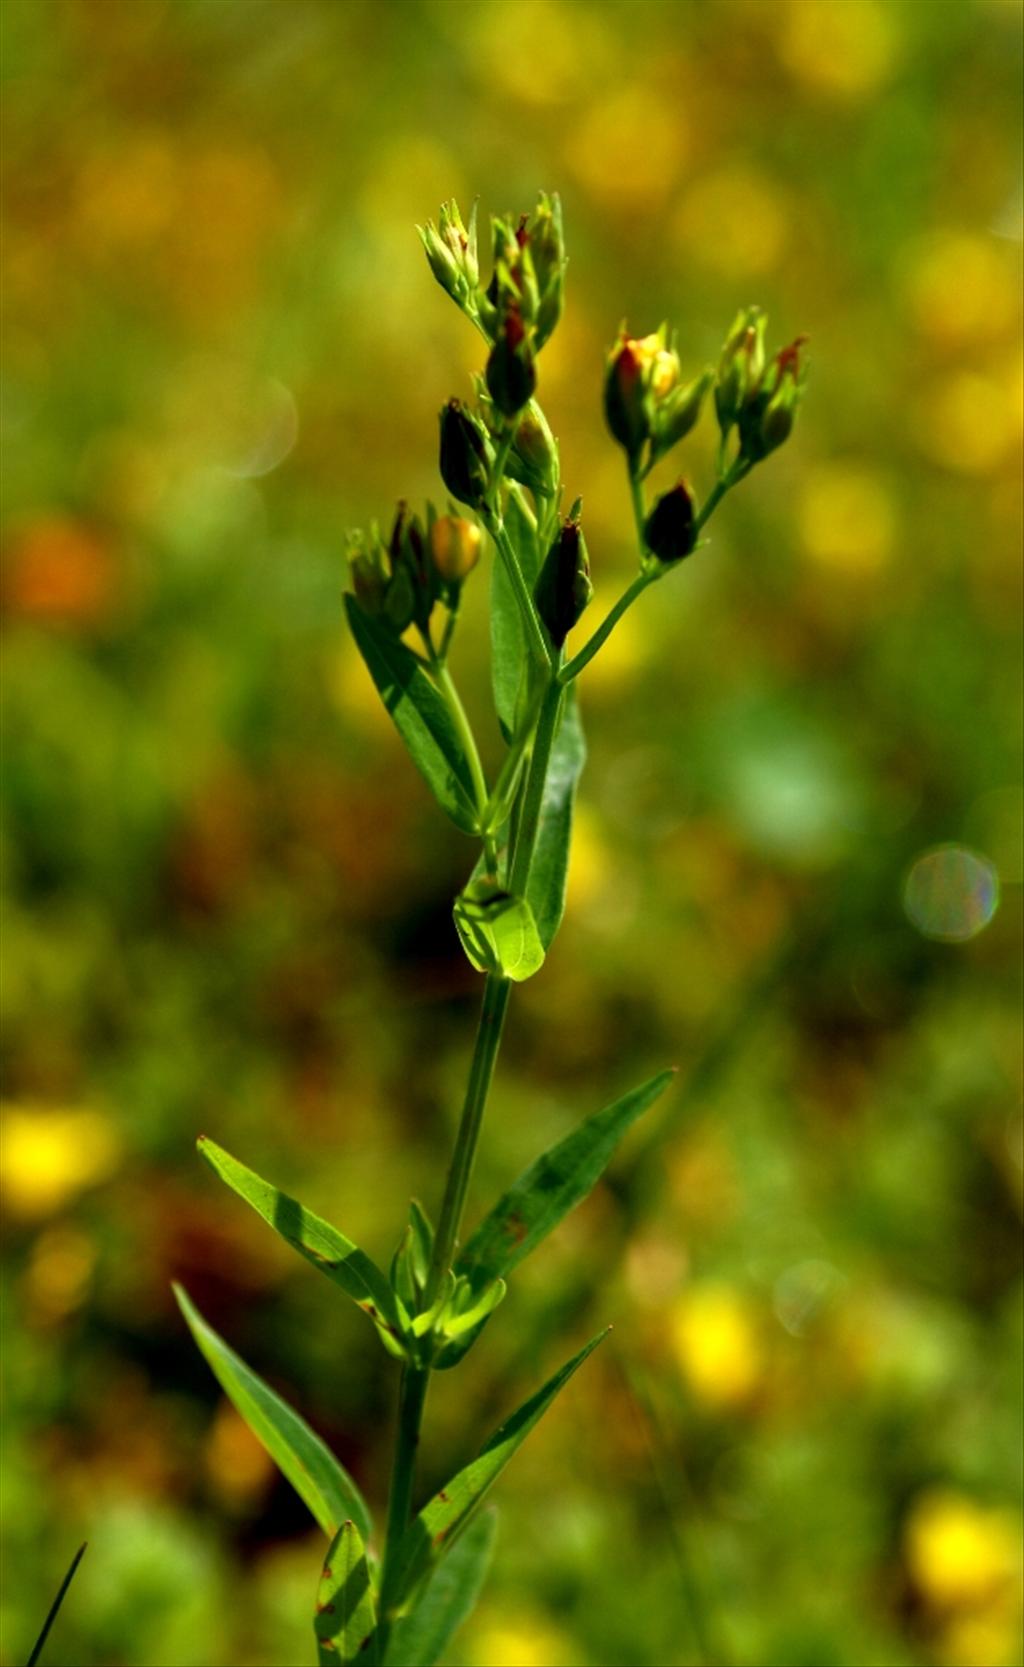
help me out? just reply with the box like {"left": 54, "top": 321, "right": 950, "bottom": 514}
{"left": 525, "top": 687, "right": 585, "bottom": 950}
{"left": 197, "top": 1137, "right": 407, "bottom": 1348}
{"left": 174, "top": 1284, "right": 372, "bottom": 1543}
{"left": 345, "top": 596, "right": 481, "bottom": 834}
{"left": 25, "top": 1542, "right": 87, "bottom": 1667}
{"left": 491, "top": 489, "right": 539, "bottom": 740}
{"left": 315, "top": 1520, "right": 378, "bottom": 1665}
{"left": 458, "top": 1069, "right": 675, "bottom": 1292}
{"left": 390, "top": 1330, "right": 607, "bottom": 1602}
{"left": 384, "top": 1509, "right": 497, "bottom": 1667}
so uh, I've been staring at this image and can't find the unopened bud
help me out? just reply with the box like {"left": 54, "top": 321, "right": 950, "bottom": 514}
{"left": 644, "top": 482, "right": 697, "bottom": 563}
{"left": 419, "top": 198, "right": 479, "bottom": 307}
{"left": 439, "top": 400, "right": 493, "bottom": 509}
{"left": 531, "top": 191, "right": 566, "bottom": 349}
{"left": 387, "top": 502, "right": 434, "bottom": 632}
{"left": 429, "top": 515, "right": 482, "bottom": 584}
{"left": 534, "top": 514, "right": 593, "bottom": 647}
{"left": 715, "top": 306, "right": 766, "bottom": 437}
{"left": 604, "top": 339, "right": 648, "bottom": 463}
{"left": 650, "top": 369, "right": 714, "bottom": 465}
{"left": 486, "top": 307, "right": 537, "bottom": 419}
{"left": 507, "top": 406, "right": 559, "bottom": 496}
{"left": 737, "top": 335, "right": 808, "bottom": 462}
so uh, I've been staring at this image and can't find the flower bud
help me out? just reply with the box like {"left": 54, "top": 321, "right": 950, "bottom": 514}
{"left": 604, "top": 338, "right": 648, "bottom": 463}
{"left": 531, "top": 191, "right": 566, "bottom": 350}
{"left": 715, "top": 306, "right": 766, "bottom": 438}
{"left": 439, "top": 400, "right": 493, "bottom": 509}
{"left": 650, "top": 369, "right": 714, "bottom": 465}
{"left": 643, "top": 482, "right": 697, "bottom": 563}
{"left": 418, "top": 198, "right": 478, "bottom": 307}
{"left": 737, "top": 336, "right": 808, "bottom": 463}
{"left": 534, "top": 513, "right": 593, "bottom": 648}
{"left": 348, "top": 536, "right": 387, "bottom": 615}
{"left": 387, "top": 502, "right": 434, "bottom": 632}
{"left": 429, "top": 515, "right": 482, "bottom": 584}
{"left": 485, "top": 306, "right": 537, "bottom": 419}
{"left": 507, "top": 406, "right": 559, "bottom": 497}
{"left": 604, "top": 326, "right": 684, "bottom": 470}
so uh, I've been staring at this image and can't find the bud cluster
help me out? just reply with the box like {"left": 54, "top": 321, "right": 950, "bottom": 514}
{"left": 604, "top": 325, "right": 712, "bottom": 477}
{"left": 422, "top": 193, "right": 567, "bottom": 425}
{"left": 348, "top": 501, "right": 480, "bottom": 639}
{"left": 715, "top": 306, "right": 808, "bottom": 466}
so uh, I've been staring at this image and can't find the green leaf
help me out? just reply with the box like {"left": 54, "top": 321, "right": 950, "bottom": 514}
{"left": 197, "top": 1137, "right": 407, "bottom": 1354}
{"left": 490, "top": 490, "right": 539, "bottom": 741}
{"left": 344, "top": 596, "right": 480, "bottom": 834}
{"left": 174, "top": 1284, "right": 372, "bottom": 1543}
{"left": 457, "top": 1069, "right": 675, "bottom": 1292}
{"left": 315, "top": 1519, "right": 379, "bottom": 1665}
{"left": 389, "top": 1330, "right": 607, "bottom": 1604}
{"left": 453, "top": 882, "right": 545, "bottom": 982}
{"left": 384, "top": 1510, "right": 496, "bottom": 1667}
{"left": 525, "top": 687, "right": 585, "bottom": 950}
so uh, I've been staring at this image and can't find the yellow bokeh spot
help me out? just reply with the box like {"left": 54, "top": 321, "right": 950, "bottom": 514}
{"left": 917, "top": 370, "right": 1022, "bottom": 474}
{"left": 470, "top": 1611, "right": 575, "bottom": 1667}
{"left": 329, "top": 645, "right": 393, "bottom": 737}
{"left": 25, "top": 1226, "right": 96, "bottom": 1321}
{"left": 566, "top": 800, "right": 613, "bottom": 912}
{"left": 936, "top": 1606, "right": 1024, "bottom": 1667}
{"left": 572, "top": 595, "right": 645, "bottom": 693}
{"left": 1, "top": 1105, "right": 122, "bottom": 1218}
{"left": 205, "top": 1399, "right": 275, "bottom": 1507}
{"left": 776, "top": 0, "right": 898, "bottom": 100}
{"left": 903, "top": 232, "right": 1020, "bottom": 347}
{"left": 567, "top": 88, "right": 687, "bottom": 210}
{"left": 673, "top": 166, "right": 789, "bottom": 279}
{"left": 464, "top": 0, "right": 611, "bottom": 105}
{"left": 798, "top": 463, "right": 895, "bottom": 574}
{"left": 905, "top": 1489, "right": 1022, "bottom": 1611}
{"left": 671, "top": 1283, "right": 763, "bottom": 1410}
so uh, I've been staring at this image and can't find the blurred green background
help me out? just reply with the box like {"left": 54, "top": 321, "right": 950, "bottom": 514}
{"left": 1, "top": 1, "right": 1022, "bottom": 1663}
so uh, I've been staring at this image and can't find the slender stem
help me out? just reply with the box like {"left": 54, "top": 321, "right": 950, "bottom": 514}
{"left": 629, "top": 468, "right": 648, "bottom": 549}
{"left": 434, "top": 663, "right": 488, "bottom": 820}
{"left": 380, "top": 1364, "right": 429, "bottom": 1614}
{"left": 426, "top": 973, "right": 512, "bottom": 1302}
{"left": 560, "top": 571, "right": 655, "bottom": 685}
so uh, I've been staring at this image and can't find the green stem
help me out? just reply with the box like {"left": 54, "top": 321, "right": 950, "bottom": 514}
{"left": 630, "top": 468, "right": 648, "bottom": 550}
{"left": 380, "top": 1363, "right": 429, "bottom": 1619}
{"left": 435, "top": 663, "right": 488, "bottom": 821}
{"left": 426, "top": 973, "right": 512, "bottom": 1302}
{"left": 560, "top": 571, "right": 655, "bottom": 685}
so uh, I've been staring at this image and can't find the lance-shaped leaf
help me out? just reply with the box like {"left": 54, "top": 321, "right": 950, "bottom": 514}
{"left": 525, "top": 687, "right": 585, "bottom": 951}
{"left": 315, "top": 1519, "right": 379, "bottom": 1665}
{"left": 458, "top": 1069, "right": 675, "bottom": 1293}
{"left": 491, "top": 489, "right": 540, "bottom": 741}
{"left": 389, "top": 1330, "right": 607, "bottom": 1604}
{"left": 174, "top": 1284, "right": 372, "bottom": 1543}
{"left": 345, "top": 596, "right": 481, "bottom": 835}
{"left": 384, "top": 1509, "right": 496, "bottom": 1667}
{"left": 197, "top": 1137, "right": 407, "bottom": 1353}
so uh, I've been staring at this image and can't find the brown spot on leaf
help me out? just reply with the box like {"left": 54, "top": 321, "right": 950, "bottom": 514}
{"left": 316, "top": 1602, "right": 336, "bottom": 1615}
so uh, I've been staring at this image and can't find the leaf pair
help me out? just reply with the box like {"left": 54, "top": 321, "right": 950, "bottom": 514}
{"left": 176, "top": 1276, "right": 595, "bottom": 1666}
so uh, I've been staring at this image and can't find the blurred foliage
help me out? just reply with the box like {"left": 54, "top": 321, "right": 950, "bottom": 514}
{"left": 1, "top": 1, "right": 1022, "bottom": 1664}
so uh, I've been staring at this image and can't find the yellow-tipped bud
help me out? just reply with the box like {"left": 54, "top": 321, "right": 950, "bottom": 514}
{"left": 429, "top": 515, "right": 482, "bottom": 584}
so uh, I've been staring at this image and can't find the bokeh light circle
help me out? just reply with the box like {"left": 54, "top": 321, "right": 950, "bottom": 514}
{"left": 902, "top": 844, "right": 1000, "bottom": 943}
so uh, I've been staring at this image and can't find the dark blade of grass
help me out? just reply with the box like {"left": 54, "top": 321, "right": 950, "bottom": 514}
{"left": 25, "top": 1542, "right": 87, "bottom": 1667}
